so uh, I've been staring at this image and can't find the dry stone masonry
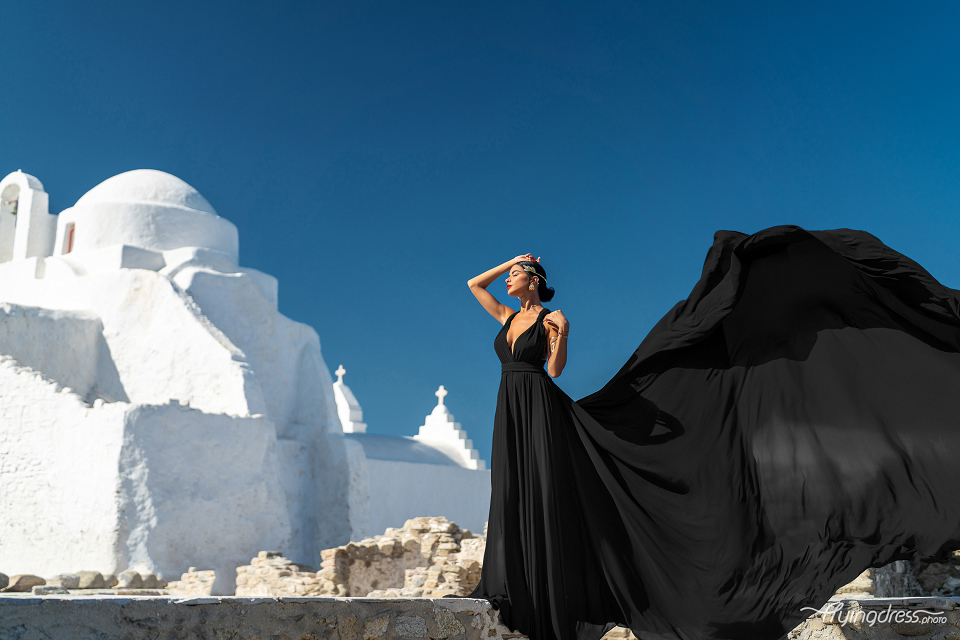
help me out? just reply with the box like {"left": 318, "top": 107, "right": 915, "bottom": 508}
{"left": 166, "top": 567, "right": 216, "bottom": 597}
{"left": 0, "top": 570, "right": 164, "bottom": 595}
{"left": 235, "top": 516, "right": 483, "bottom": 598}
{"left": 235, "top": 551, "right": 325, "bottom": 596}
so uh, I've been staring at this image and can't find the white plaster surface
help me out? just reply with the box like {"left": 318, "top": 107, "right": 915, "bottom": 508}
{"left": 0, "top": 170, "right": 56, "bottom": 263}
{"left": 55, "top": 170, "right": 239, "bottom": 260}
{"left": 0, "top": 304, "right": 103, "bottom": 398}
{"left": 333, "top": 365, "right": 368, "bottom": 433}
{"left": 0, "top": 169, "right": 338, "bottom": 592}
{"left": 415, "top": 387, "right": 486, "bottom": 470}
{"left": 343, "top": 437, "right": 372, "bottom": 541}
{"left": 0, "top": 168, "right": 491, "bottom": 592}
{"left": 0, "top": 355, "right": 127, "bottom": 579}
{"left": 340, "top": 384, "right": 491, "bottom": 539}
{"left": 117, "top": 403, "right": 291, "bottom": 594}
{"left": 344, "top": 443, "right": 492, "bottom": 536}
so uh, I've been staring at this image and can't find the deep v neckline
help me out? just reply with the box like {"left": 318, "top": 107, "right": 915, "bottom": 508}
{"left": 505, "top": 308, "right": 545, "bottom": 358}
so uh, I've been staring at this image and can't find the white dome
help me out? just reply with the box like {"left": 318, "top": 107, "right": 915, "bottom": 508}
{"left": 58, "top": 170, "right": 238, "bottom": 260}
{"left": 76, "top": 169, "right": 216, "bottom": 215}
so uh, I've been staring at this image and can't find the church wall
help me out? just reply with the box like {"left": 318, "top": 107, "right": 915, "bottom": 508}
{"left": 56, "top": 202, "right": 239, "bottom": 260}
{"left": 11, "top": 189, "right": 55, "bottom": 261}
{"left": 0, "top": 172, "right": 56, "bottom": 264}
{"left": 0, "top": 303, "right": 103, "bottom": 398}
{"left": 273, "top": 434, "right": 356, "bottom": 570}
{"left": 117, "top": 403, "right": 292, "bottom": 595}
{"left": 358, "top": 459, "right": 491, "bottom": 538}
{"left": 0, "top": 185, "right": 17, "bottom": 263}
{"left": 170, "top": 266, "right": 340, "bottom": 434}
{"left": 0, "top": 267, "right": 268, "bottom": 417}
{"left": 0, "top": 357, "right": 294, "bottom": 595}
{"left": 169, "top": 263, "right": 352, "bottom": 567}
{"left": 274, "top": 438, "right": 318, "bottom": 567}
{"left": 344, "top": 436, "right": 372, "bottom": 540}
{"left": 0, "top": 356, "right": 128, "bottom": 578}
{"left": 59, "top": 245, "right": 167, "bottom": 275}
{"left": 86, "top": 269, "right": 268, "bottom": 416}
{"left": 312, "top": 433, "right": 355, "bottom": 557}
{"left": 158, "top": 246, "right": 279, "bottom": 309}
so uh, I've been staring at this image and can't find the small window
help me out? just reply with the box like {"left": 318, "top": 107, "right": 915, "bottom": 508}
{"left": 62, "top": 223, "right": 75, "bottom": 254}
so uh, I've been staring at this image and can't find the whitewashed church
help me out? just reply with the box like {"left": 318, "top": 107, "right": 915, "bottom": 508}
{"left": 0, "top": 169, "right": 490, "bottom": 594}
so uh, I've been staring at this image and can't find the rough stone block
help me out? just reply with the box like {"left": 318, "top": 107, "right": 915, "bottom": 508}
{"left": 141, "top": 572, "right": 166, "bottom": 589}
{"left": 32, "top": 585, "right": 70, "bottom": 595}
{"left": 364, "top": 615, "right": 389, "bottom": 640}
{"left": 396, "top": 615, "right": 429, "bottom": 638}
{"left": 435, "top": 608, "right": 466, "bottom": 638}
{"left": 48, "top": 573, "right": 80, "bottom": 589}
{"left": 166, "top": 568, "right": 216, "bottom": 597}
{"left": 76, "top": 571, "right": 105, "bottom": 589}
{"left": 1, "top": 574, "right": 45, "bottom": 592}
{"left": 117, "top": 570, "right": 142, "bottom": 589}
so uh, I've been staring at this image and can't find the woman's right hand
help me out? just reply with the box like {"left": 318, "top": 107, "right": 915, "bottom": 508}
{"left": 513, "top": 253, "right": 539, "bottom": 264}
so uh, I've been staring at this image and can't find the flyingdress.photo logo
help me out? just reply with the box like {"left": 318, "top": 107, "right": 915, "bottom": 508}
{"left": 801, "top": 601, "right": 947, "bottom": 627}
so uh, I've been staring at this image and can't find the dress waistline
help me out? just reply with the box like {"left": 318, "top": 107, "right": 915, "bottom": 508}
{"left": 501, "top": 362, "right": 548, "bottom": 375}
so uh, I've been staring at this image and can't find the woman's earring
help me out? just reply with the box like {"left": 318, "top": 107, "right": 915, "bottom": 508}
{"left": 529, "top": 282, "right": 536, "bottom": 290}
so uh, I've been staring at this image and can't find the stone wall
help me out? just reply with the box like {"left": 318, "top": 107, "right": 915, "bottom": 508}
{"left": 236, "top": 517, "right": 481, "bottom": 598}
{"left": 0, "top": 570, "right": 168, "bottom": 594}
{"left": 165, "top": 568, "right": 215, "bottom": 597}
{"left": 368, "top": 530, "right": 484, "bottom": 598}
{"left": 0, "top": 595, "right": 524, "bottom": 640}
{"left": 235, "top": 551, "right": 325, "bottom": 596}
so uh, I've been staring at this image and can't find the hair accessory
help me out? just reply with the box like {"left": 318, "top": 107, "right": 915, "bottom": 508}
{"left": 521, "top": 265, "right": 547, "bottom": 284}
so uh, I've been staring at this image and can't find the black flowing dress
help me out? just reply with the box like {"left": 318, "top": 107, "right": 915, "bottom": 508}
{"left": 467, "top": 225, "right": 960, "bottom": 640}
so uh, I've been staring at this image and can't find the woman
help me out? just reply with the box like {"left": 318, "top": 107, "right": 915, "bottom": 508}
{"left": 464, "top": 226, "right": 960, "bottom": 640}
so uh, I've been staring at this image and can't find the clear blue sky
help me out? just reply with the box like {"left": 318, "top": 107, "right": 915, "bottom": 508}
{"left": 4, "top": 2, "right": 960, "bottom": 462}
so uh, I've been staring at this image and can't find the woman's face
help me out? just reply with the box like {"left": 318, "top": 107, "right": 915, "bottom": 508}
{"left": 506, "top": 265, "right": 536, "bottom": 297}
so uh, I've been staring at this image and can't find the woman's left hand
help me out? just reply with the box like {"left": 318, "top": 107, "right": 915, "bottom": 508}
{"left": 544, "top": 310, "right": 569, "bottom": 334}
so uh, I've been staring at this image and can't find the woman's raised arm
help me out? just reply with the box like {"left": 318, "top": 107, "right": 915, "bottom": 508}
{"left": 468, "top": 254, "right": 535, "bottom": 324}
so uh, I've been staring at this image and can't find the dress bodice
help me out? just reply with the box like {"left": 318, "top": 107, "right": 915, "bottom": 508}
{"left": 495, "top": 308, "right": 549, "bottom": 365}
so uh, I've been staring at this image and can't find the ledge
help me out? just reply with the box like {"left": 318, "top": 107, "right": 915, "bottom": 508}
{"left": 0, "top": 595, "right": 523, "bottom": 640}
{"left": 9, "top": 594, "right": 958, "bottom": 640}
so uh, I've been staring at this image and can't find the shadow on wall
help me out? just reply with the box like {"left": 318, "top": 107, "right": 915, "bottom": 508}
{"left": 0, "top": 304, "right": 127, "bottom": 405}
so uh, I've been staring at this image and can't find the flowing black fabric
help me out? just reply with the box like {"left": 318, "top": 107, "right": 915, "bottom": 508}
{"left": 467, "top": 225, "right": 960, "bottom": 640}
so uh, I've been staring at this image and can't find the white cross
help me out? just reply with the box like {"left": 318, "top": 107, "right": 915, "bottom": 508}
{"left": 435, "top": 385, "right": 448, "bottom": 406}
{"left": 335, "top": 365, "right": 346, "bottom": 384}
